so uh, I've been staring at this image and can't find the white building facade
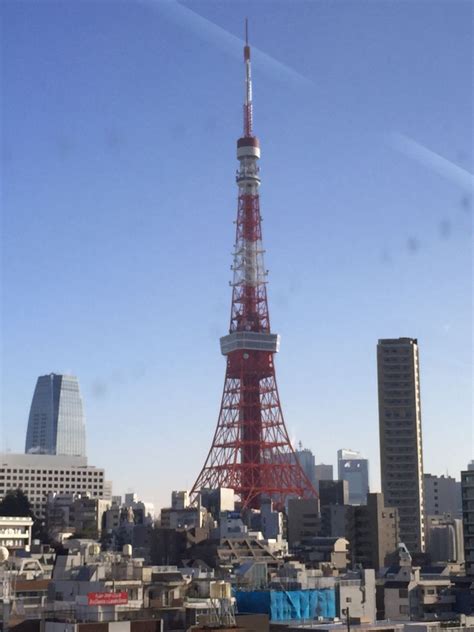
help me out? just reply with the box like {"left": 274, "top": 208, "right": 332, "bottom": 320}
{"left": 0, "top": 453, "right": 111, "bottom": 519}
{"left": 0, "top": 516, "right": 33, "bottom": 552}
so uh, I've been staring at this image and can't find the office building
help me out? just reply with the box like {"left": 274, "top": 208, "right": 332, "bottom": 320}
{"left": 350, "top": 493, "right": 399, "bottom": 570}
{"left": 0, "top": 453, "right": 111, "bottom": 519}
{"left": 294, "top": 447, "right": 317, "bottom": 488}
{"left": 377, "top": 337, "right": 425, "bottom": 553}
{"left": 161, "top": 490, "right": 207, "bottom": 530}
{"left": 424, "top": 473, "right": 462, "bottom": 519}
{"left": 320, "top": 504, "right": 350, "bottom": 539}
{"left": 200, "top": 487, "right": 235, "bottom": 520}
{"left": 337, "top": 448, "right": 369, "bottom": 505}
{"left": 425, "top": 514, "right": 464, "bottom": 563}
{"left": 314, "top": 463, "right": 333, "bottom": 489}
{"left": 171, "top": 490, "right": 189, "bottom": 510}
{"left": 461, "top": 461, "right": 474, "bottom": 575}
{"left": 25, "top": 373, "right": 86, "bottom": 457}
{"left": 46, "top": 494, "right": 111, "bottom": 539}
{"left": 319, "top": 479, "right": 349, "bottom": 507}
{"left": 287, "top": 497, "right": 320, "bottom": 548}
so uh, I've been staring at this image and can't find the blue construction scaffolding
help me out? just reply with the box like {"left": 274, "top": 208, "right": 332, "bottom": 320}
{"left": 235, "top": 588, "right": 336, "bottom": 621}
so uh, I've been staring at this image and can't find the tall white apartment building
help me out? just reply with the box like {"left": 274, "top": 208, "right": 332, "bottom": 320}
{"left": 377, "top": 337, "right": 425, "bottom": 553}
{"left": 462, "top": 461, "right": 474, "bottom": 575}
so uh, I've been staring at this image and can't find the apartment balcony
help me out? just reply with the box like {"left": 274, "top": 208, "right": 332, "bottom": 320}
{"left": 421, "top": 593, "right": 455, "bottom": 605}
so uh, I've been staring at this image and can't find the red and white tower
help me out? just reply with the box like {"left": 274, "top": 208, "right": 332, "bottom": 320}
{"left": 191, "top": 24, "right": 316, "bottom": 510}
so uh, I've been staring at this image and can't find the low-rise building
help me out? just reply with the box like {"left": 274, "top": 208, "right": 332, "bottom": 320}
{"left": 0, "top": 515, "right": 33, "bottom": 552}
{"left": 293, "top": 536, "right": 349, "bottom": 571}
{"left": 160, "top": 505, "right": 207, "bottom": 530}
{"left": 339, "top": 569, "right": 376, "bottom": 623}
{"left": 46, "top": 494, "right": 111, "bottom": 539}
{"left": 269, "top": 563, "right": 375, "bottom": 621}
{"left": 384, "top": 571, "right": 456, "bottom": 622}
{"left": 382, "top": 551, "right": 458, "bottom": 622}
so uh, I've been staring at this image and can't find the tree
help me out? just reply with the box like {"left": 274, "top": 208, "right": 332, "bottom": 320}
{"left": 0, "top": 489, "right": 48, "bottom": 543}
{"left": 0, "top": 489, "right": 34, "bottom": 517}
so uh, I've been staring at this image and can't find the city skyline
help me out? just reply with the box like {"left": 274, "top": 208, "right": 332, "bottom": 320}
{"left": 3, "top": 360, "right": 468, "bottom": 511}
{"left": 2, "top": 1, "right": 472, "bottom": 510}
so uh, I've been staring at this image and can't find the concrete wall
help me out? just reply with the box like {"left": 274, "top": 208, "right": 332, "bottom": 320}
{"left": 339, "top": 570, "right": 376, "bottom": 623}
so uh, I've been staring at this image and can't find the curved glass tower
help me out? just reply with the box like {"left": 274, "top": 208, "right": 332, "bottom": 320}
{"left": 25, "top": 373, "right": 86, "bottom": 457}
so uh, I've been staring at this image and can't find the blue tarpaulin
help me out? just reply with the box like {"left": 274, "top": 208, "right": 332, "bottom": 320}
{"left": 235, "top": 589, "right": 336, "bottom": 621}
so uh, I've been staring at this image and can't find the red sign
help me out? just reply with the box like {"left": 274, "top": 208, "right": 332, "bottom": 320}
{"left": 87, "top": 592, "right": 128, "bottom": 606}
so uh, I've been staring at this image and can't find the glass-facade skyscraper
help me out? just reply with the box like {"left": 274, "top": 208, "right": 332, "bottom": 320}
{"left": 294, "top": 447, "right": 317, "bottom": 489}
{"left": 25, "top": 373, "right": 86, "bottom": 457}
{"left": 337, "top": 448, "right": 369, "bottom": 505}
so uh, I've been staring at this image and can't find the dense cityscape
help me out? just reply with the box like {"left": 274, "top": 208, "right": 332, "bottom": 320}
{"left": 1, "top": 6, "right": 472, "bottom": 632}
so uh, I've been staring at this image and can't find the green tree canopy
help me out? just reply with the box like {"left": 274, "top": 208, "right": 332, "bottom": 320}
{"left": 0, "top": 489, "right": 35, "bottom": 518}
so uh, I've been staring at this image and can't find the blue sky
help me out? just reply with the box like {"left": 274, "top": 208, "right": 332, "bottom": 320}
{"left": 1, "top": 0, "right": 472, "bottom": 510}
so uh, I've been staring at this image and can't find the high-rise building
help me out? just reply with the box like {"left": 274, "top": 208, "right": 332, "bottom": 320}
{"left": 25, "top": 373, "right": 86, "bottom": 457}
{"left": 319, "top": 480, "right": 349, "bottom": 507}
{"left": 377, "top": 337, "right": 425, "bottom": 553}
{"left": 294, "top": 447, "right": 317, "bottom": 489}
{"left": 315, "top": 463, "right": 333, "bottom": 488}
{"left": 461, "top": 461, "right": 474, "bottom": 575}
{"left": 337, "top": 448, "right": 369, "bottom": 505}
{"left": 424, "top": 474, "right": 462, "bottom": 519}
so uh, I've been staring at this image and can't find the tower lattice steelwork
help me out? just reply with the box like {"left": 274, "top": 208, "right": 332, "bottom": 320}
{"left": 191, "top": 24, "right": 316, "bottom": 510}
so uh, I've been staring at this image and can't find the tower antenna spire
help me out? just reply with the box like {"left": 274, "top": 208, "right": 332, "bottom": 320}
{"left": 243, "top": 18, "right": 253, "bottom": 137}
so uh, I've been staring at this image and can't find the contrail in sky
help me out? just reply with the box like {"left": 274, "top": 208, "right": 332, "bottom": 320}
{"left": 138, "top": 0, "right": 313, "bottom": 88}
{"left": 389, "top": 132, "right": 474, "bottom": 191}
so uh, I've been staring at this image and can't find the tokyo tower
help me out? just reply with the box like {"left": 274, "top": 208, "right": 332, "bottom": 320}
{"left": 191, "top": 23, "right": 317, "bottom": 510}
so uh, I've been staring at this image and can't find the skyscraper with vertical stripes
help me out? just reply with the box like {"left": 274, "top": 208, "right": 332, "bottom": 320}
{"left": 25, "top": 373, "right": 86, "bottom": 457}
